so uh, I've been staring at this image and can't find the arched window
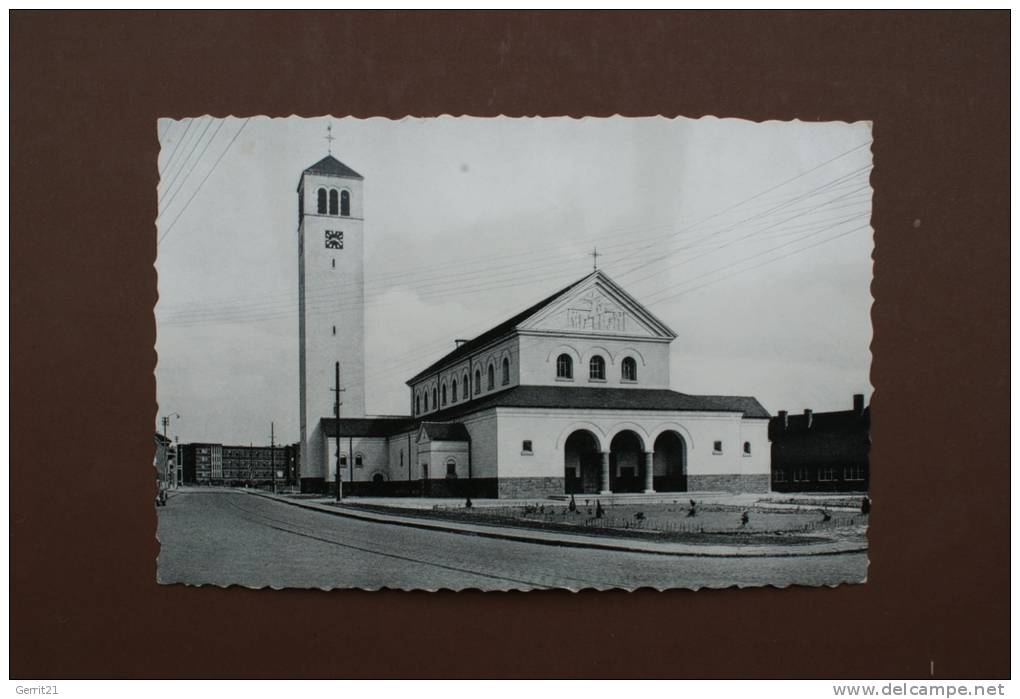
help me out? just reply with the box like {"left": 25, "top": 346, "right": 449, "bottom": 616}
{"left": 487, "top": 363, "right": 495, "bottom": 390}
{"left": 415, "top": 394, "right": 420, "bottom": 415}
{"left": 354, "top": 453, "right": 364, "bottom": 467}
{"left": 445, "top": 458, "right": 457, "bottom": 479}
{"left": 339, "top": 453, "right": 348, "bottom": 466}
{"left": 743, "top": 441, "right": 752, "bottom": 456}
{"left": 556, "top": 353, "right": 573, "bottom": 379}
{"left": 432, "top": 387, "right": 438, "bottom": 409}
{"left": 340, "top": 189, "right": 351, "bottom": 216}
{"left": 502, "top": 357, "right": 510, "bottom": 385}
{"left": 317, "top": 188, "right": 327, "bottom": 214}
{"left": 589, "top": 355, "right": 606, "bottom": 380}
{"left": 621, "top": 356, "right": 637, "bottom": 382}
{"left": 463, "top": 373, "right": 469, "bottom": 396}
{"left": 474, "top": 369, "right": 481, "bottom": 394}
{"left": 328, "top": 189, "right": 339, "bottom": 215}
{"left": 424, "top": 392, "right": 428, "bottom": 411}
{"left": 441, "top": 384, "right": 447, "bottom": 406}
{"left": 451, "top": 379, "right": 458, "bottom": 402}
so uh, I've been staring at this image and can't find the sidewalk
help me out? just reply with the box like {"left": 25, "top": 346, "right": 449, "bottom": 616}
{"left": 244, "top": 489, "right": 868, "bottom": 559}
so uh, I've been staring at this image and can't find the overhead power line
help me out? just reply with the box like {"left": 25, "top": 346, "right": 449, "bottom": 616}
{"left": 157, "top": 118, "right": 251, "bottom": 246}
{"left": 159, "top": 120, "right": 227, "bottom": 218}
{"left": 158, "top": 118, "right": 196, "bottom": 177}
{"left": 157, "top": 160, "right": 871, "bottom": 324}
{"left": 157, "top": 172, "right": 871, "bottom": 327}
{"left": 159, "top": 117, "right": 219, "bottom": 207}
{"left": 607, "top": 141, "right": 871, "bottom": 276}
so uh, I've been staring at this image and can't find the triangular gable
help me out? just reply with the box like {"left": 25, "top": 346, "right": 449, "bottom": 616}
{"left": 416, "top": 423, "right": 430, "bottom": 445}
{"left": 518, "top": 271, "right": 676, "bottom": 339}
{"left": 417, "top": 421, "right": 471, "bottom": 443}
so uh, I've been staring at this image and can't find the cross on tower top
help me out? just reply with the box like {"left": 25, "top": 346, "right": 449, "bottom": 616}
{"left": 325, "top": 123, "right": 336, "bottom": 155}
{"left": 589, "top": 246, "right": 600, "bottom": 271}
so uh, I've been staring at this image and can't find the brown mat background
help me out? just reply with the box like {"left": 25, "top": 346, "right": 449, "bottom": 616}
{"left": 10, "top": 11, "right": 1009, "bottom": 678}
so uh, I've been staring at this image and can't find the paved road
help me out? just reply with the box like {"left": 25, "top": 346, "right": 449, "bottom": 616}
{"left": 157, "top": 491, "right": 868, "bottom": 591}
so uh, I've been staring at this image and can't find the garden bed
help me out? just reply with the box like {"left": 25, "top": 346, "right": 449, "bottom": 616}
{"left": 334, "top": 500, "right": 868, "bottom": 547}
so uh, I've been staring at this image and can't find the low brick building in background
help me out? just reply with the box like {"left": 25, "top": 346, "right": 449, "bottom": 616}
{"left": 769, "top": 394, "right": 870, "bottom": 493}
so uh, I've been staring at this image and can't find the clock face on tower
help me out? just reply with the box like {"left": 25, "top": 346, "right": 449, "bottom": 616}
{"left": 324, "top": 230, "right": 344, "bottom": 249}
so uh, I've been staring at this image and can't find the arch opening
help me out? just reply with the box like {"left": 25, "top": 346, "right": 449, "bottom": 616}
{"left": 653, "top": 431, "right": 688, "bottom": 492}
{"left": 564, "top": 429, "right": 601, "bottom": 495}
{"left": 610, "top": 430, "right": 644, "bottom": 493}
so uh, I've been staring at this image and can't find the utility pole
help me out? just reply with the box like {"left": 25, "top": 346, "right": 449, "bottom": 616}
{"left": 332, "top": 361, "right": 345, "bottom": 503}
{"left": 161, "top": 417, "right": 169, "bottom": 488}
{"left": 269, "top": 421, "right": 276, "bottom": 494}
{"left": 160, "top": 413, "right": 180, "bottom": 491}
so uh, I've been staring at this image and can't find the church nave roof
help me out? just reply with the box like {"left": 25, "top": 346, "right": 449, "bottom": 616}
{"left": 320, "top": 385, "right": 769, "bottom": 440}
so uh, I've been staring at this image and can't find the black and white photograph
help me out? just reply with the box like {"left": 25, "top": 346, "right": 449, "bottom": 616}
{"left": 14, "top": 7, "right": 1011, "bottom": 687}
{"left": 154, "top": 115, "right": 873, "bottom": 591}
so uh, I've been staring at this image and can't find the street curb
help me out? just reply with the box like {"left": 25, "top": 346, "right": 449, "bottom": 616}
{"left": 243, "top": 490, "right": 868, "bottom": 559}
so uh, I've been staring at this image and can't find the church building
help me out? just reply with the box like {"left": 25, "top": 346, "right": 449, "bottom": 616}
{"left": 297, "top": 151, "right": 772, "bottom": 498}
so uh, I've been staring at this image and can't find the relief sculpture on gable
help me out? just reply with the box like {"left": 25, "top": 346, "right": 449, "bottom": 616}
{"left": 566, "top": 291, "right": 627, "bottom": 332}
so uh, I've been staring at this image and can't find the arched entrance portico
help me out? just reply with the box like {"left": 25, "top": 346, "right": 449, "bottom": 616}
{"left": 564, "top": 429, "right": 601, "bottom": 494}
{"left": 653, "top": 430, "right": 688, "bottom": 492}
{"left": 609, "top": 430, "right": 645, "bottom": 493}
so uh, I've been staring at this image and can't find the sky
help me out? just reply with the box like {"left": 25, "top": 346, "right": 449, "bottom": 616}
{"left": 155, "top": 116, "right": 873, "bottom": 446}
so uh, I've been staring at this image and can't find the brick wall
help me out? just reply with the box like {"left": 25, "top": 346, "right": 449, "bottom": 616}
{"left": 337, "top": 478, "right": 498, "bottom": 499}
{"left": 686, "top": 473, "right": 770, "bottom": 493}
{"left": 497, "top": 476, "right": 565, "bottom": 499}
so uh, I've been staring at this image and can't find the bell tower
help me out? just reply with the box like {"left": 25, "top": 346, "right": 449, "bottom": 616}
{"left": 297, "top": 148, "right": 366, "bottom": 490}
